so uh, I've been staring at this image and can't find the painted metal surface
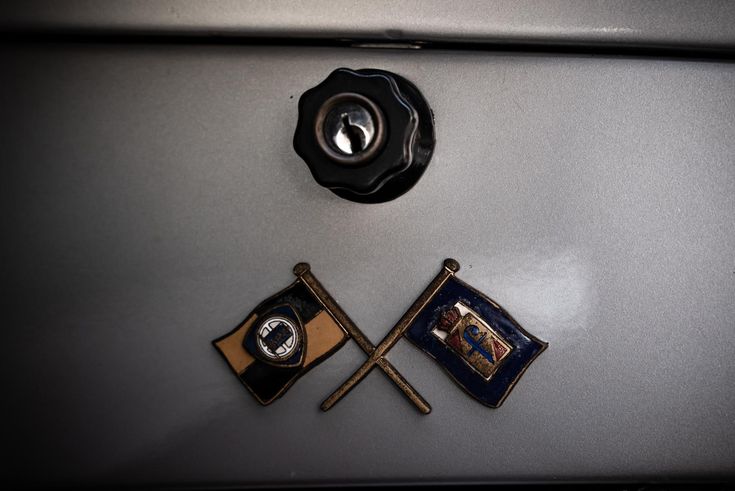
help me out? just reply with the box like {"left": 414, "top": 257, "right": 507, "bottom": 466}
{"left": 4, "top": 43, "right": 735, "bottom": 486}
{"left": 2, "top": 0, "right": 735, "bottom": 52}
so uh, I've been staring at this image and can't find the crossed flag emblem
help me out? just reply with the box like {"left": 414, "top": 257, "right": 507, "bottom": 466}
{"left": 213, "top": 259, "right": 547, "bottom": 413}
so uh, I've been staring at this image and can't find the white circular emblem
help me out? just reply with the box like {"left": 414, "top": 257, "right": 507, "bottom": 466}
{"left": 255, "top": 316, "right": 300, "bottom": 361}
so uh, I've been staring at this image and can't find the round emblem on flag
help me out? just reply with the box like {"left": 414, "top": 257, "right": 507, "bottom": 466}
{"left": 255, "top": 316, "right": 300, "bottom": 361}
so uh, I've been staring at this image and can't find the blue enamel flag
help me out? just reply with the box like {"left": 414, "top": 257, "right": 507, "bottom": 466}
{"left": 318, "top": 259, "right": 548, "bottom": 412}
{"left": 404, "top": 273, "right": 547, "bottom": 408}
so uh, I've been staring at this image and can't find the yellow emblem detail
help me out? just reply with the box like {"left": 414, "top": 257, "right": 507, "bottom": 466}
{"left": 431, "top": 302, "right": 513, "bottom": 380}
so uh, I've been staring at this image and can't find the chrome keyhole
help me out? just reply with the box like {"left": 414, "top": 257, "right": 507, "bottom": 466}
{"left": 314, "top": 92, "right": 386, "bottom": 166}
{"left": 325, "top": 104, "right": 376, "bottom": 155}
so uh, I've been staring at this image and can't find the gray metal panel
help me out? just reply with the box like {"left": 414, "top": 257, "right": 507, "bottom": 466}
{"left": 2, "top": 0, "right": 735, "bottom": 50}
{"left": 3, "top": 43, "right": 735, "bottom": 486}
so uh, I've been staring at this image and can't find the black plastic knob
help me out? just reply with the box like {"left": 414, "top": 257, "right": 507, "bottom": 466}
{"left": 293, "top": 68, "right": 435, "bottom": 203}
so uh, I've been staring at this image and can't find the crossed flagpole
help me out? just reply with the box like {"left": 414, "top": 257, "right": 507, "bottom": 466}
{"left": 293, "top": 262, "right": 436, "bottom": 414}
{"left": 318, "top": 259, "right": 459, "bottom": 412}
{"left": 293, "top": 259, "right": 460, "bottom": 413}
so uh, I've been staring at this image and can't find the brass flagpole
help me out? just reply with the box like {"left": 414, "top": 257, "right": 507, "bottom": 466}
{"left": 293, "top": 263, "right": 432, "bottom": 414}
{"left": 320, "top": 259, "right": 460, "bottom": 412}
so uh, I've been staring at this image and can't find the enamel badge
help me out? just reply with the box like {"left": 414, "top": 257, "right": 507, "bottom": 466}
{"left": 321, "top": 259, "right": 547, "bottom": 410}
{"left": 402, "top": 264, "right": 547, "bottom": 408}
{"left": 213, "top": 263, "right": 431, "bottom": 411}
{"left": 212, "top": 265, "right": 347, "bottom": 405}
{"left": 215, "top": 260, "right": 546, "bottom": 412}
